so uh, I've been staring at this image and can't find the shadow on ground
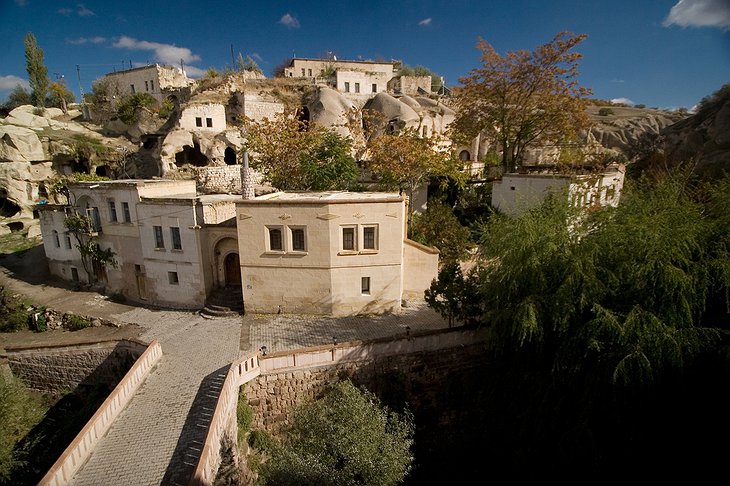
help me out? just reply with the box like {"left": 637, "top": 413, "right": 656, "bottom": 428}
{"left": 161, "top": 365, "right": 230, "bottom": 486}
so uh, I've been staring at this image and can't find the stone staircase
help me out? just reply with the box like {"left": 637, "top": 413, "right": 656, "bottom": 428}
{"left": 200, "top": 286, "right": 244, "bottom": 318}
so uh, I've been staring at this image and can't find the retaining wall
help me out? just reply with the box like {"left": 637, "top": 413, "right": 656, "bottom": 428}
{"left": 38, "top": 340, "right": 163, "bottom": 486}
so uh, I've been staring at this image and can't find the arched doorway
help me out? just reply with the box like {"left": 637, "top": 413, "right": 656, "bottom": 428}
{"left": 224, "top": 147, "right": 237, "bottom": 165}
{"left": 224, "top": 253, "right": 241, "bottom": 286}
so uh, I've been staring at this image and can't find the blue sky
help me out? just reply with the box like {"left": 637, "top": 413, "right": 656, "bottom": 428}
{"left": 1, "top": 0, "right": 728, "bottom": 110}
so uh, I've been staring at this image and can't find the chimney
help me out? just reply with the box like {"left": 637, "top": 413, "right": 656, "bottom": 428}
{"left": 241, "top": 151, "right": 255, "bottom": 200}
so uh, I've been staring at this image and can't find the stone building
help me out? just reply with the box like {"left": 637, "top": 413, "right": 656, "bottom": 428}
{"left": 491, "top": 164, "right": 626, "bottom": 216}
{"left": 38, "top": 178, "right": 439, "bottom": 315}
{"left": 236, "top": 191, "right": 438, "bottom": 316}
{"left": 102, "top": 65, "right": 191, "bottom": 104}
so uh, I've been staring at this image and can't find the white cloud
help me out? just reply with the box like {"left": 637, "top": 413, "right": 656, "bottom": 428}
{"left": 664, "top": 0, "right": 730, "bottom": 29}
{"left": 611, "top": 97, "right": 635, "bottom": 106}
{"left": 76, "top": 3, "right": 94, "bottom": 16}
{"left": 0, "top": 75, "right": 30, "bottom": 92}
{"left": 279, "top": 13, "right": 300, "bottom": 29}
{"left": 610, "top": 78, "right": 625, "bottom": 84}
{"left": 418, "top": 17, "right": 432, "bottom": 26}
{"left": 112, "top": 36, "right": 201, "bottom": 64}
{"left": 183, "top": 66, "right": 206, "bottom": 78}
{"left": 67, "top": 36, "right": 107, "bottom": 45}
{"left": 57, "top": 4, "right": 95, "bottom": 17}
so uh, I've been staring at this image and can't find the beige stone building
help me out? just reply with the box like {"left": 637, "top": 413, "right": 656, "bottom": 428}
{"left": 38, "top": 180, "right": 439, "bottom": 315}
{"left": 236, "top": 191, "right": 438, "bottom": 316}
{"left": 491, "top": 164, "right": 626, "bottom": 216}
{"left": 102, "top": 64, "right": 191, "bottom": 104}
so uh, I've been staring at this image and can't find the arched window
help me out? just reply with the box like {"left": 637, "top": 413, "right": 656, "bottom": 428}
{"left": 459, "top": 150, "right": 471, "bottom": 161}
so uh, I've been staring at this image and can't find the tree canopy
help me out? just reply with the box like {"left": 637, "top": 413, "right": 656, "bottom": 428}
{"left": 257, "top": 380, "right": 414, "bottom": 486}
{"left": 367, "top": 128, "right": 464, "bottom": 203}
{"left": 241, "top": 113, "right": 359, "bottom": 191}
{"left": 23, "top": 32, "right": 49, "bottom": 108}
{"left": 452, "top": 31, "right": 591, "bottom": 172}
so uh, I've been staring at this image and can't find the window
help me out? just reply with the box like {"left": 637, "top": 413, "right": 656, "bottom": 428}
{"left": 130, "top": 84, "right": 135, "bottom": 94}
{"left": 168, "top": 271, "right": 179, "bottom": 285}
{"left": 372, "top": 83, "right": 377, "bottom": 93}
{"left": 308, "top": 68, "right": 312, "bottom": 77}
{"left": 291, "top": 228, "right": 306, "bottom": 251}
{"left": 363, "top": 226, "right": 377, "bottom": 250}
{"left": 108, "top": 201, "right": 117, "bottom": 222}
{"left": 171, "top": 227, "right": 182, "bottom": 250}
{"left": 145, "top": 81, "right": 149, "bottom": 91}
{"left": 65, "top": 233, "right": 72, "bottom": 249}
{"left": 301, "top": 68, "right": 306, "bottom": 76}
{"left": 150, "top": 80, "right": 154, "bottom": 92}
{"left": 206, "top": 117, "right": 213, "bottom": 128}
{"left": 153, "top": 225, "right": 164, "bottom": 249}
{"left": 71, "top": 267, "right": 79, "bottom": 282}
{"left": 344, "top": 82, "right": 350, "bottom": 92}
{"left": 422, "top": 125, "right": 428, "bottom": 138}
{"left": 354, "top": 82, "right": 360, "bottom": 93}
{"left": 268, "top": 227, "right": 283, "bottom": 251}
{"left": 122, "top": 202, "right": 131, "bottom": 223}
{"left": 361, "top": 277, "right": 371, "bottom": 294}
{"left": 87, "top": 207, "right": 102, "bottom": 232}
{"left": 342, "top": 226, "right": 356, "bottom": 251}
{"left": 53, "top": 230, "right": 60, "bottom": 248}
{"left": 195, "top": 117, "right": 202, "bottom": 127}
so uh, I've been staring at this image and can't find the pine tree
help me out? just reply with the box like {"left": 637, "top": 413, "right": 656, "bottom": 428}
{"left": 24, "top": 32, "right": 49, "bottom": 108}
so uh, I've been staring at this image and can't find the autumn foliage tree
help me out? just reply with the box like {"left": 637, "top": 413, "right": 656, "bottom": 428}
{"left": 241, "top": 113, "right": 358, "bottom": 191}
{"left": 452, "top": 31, "right": 591, "bottom": 172}
{"left": 367, "top": 128, "right": 464, "bottom": 210}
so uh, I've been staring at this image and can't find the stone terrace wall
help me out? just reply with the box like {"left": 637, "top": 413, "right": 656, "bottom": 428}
{"left": 243, "top": 335, "right": 488, "bottom": 434}
{"left": 191, "top": 166, "right": 263, "bottom": 194}
{"left": 4, "top": 339, "right": 148, "bottom": 392}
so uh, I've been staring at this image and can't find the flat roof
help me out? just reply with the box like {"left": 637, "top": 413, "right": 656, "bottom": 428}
{"left": 289, "top": 58, "right": 398, "bottom": 66}
{"left": 239, "top": 191, "right": 403, "bottom": 204}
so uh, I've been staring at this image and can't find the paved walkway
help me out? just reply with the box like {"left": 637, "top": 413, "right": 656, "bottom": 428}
{"left": 0, "top": 249, "right": 449, "bottom": 485}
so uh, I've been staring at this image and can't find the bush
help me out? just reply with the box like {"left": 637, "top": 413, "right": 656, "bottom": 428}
{"left": 32, "top": 307, "right": 47, "bottom": 332}
{"left": 237, "top": 386, "right": 253, "bottom": 444}
{"left": 259, "top": 380, "right": 414, "bottom": 486}
{"left": 248, "top": 430, "right": 276, "bottom": 452}
{"left": 65, "top": 314, "right": 90, "bottom": 331}
{"left": 0, "top": 310, "right": 30, "bottom": 332}
{"left": 598, "top": 107, "right": 614, "bottom": 116}
{"left": 0, "top": 373, "right": 45, "bottom": 482}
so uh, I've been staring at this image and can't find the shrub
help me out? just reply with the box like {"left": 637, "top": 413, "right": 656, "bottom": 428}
{"left": 237, "top": 386, "right": 253, "bottom": 444}
{"left": 598, "top": 107, "right": 614, "bottom": 116}
{"left": 65, "top": 314, "right": 90, "bottom": 331}
{"left": 0, "top": 310, "right": 30, "bottom": 332}
{"left": 248, "top": 430, "right": 276, "bottom": 452}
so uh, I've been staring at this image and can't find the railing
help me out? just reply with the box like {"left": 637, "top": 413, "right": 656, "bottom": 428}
{"left": 188, "top": 353, "right": 261, "bottom": 486}
{"left": 188, "top": 327, "right": 485, "bottom": 486}
{"left": 38, "top": 340, "right": 163, "bottom": 486}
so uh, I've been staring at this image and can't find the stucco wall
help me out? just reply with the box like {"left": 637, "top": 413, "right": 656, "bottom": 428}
{"left": 178, "top": 103, "right": 227, "bottom": 133}
{"left": 388, "top": 75, "right": 432, "bottom": 95}
{"left": 402, "top": 239, "right": 439, "bottom": 300}
{"left": 236, "top": 194, "right": 406, "bottom": 315}
{"left": 285, "top": 59, "right": 396, "bottom": 80}
{"left": 335, "top": 70, "right": 388, "bottom": 95}
{"left": 104, "top": 65, "right": 189, "bottom": 104}
{"left": 137, "top": 199, "right": 206, "bottom": 308}
{"left": 492, "top": 174, "right": 571, "bottom": 216}
{"left": 241, "top": 92, "right": 285, "bottom": 122}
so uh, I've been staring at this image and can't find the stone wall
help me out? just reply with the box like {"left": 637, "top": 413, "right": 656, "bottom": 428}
{"left": 243, "top": 336, "right": 488, "bottom": 434}
{"left": 4, "top": 339, "right": 148, "bottom": 392}
{"left": 191, "top": 166, "right": 263, "bottom": 194}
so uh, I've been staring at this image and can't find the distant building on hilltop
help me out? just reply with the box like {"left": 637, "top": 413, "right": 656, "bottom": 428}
{"left": 491, "top": 164, "right": 626, "bottom": 216}
{"left": 101, "top": 64, "right": 191, "bottom": 104}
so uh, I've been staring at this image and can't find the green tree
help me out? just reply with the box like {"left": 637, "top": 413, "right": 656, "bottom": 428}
{"left": 1, "top": 85, "right": 33, "bottom": 111}
{"left": 298, "top": 131, "right": 359, "bottom": 190}
{"left": 23, "top": 32, "right": 49, "bottom": 108}
{"left": 242, "top": 113, "right": 358, "bottom": 191}
{"left": 0, "top": 373, "right": 45, "bottom": 482}
{"left": 367, "top": 128, "right": 465, "bottom": 213}
{"left": 258, "top": 380, "right": 414, "bottom": 486}
{"left": 64, "top": 210, "right": 117, "bottom": 284}
{"left": 452, "top": 31, "right": 591, "bottom": 172}
{"left": 115, "top": 92, "right": 156, "bottom": 124}
{"left": 425, "top": 263, "right": 482, "bottom": 327}
{"left": 409, "top": 199, "right": 474, "bottom": 264}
